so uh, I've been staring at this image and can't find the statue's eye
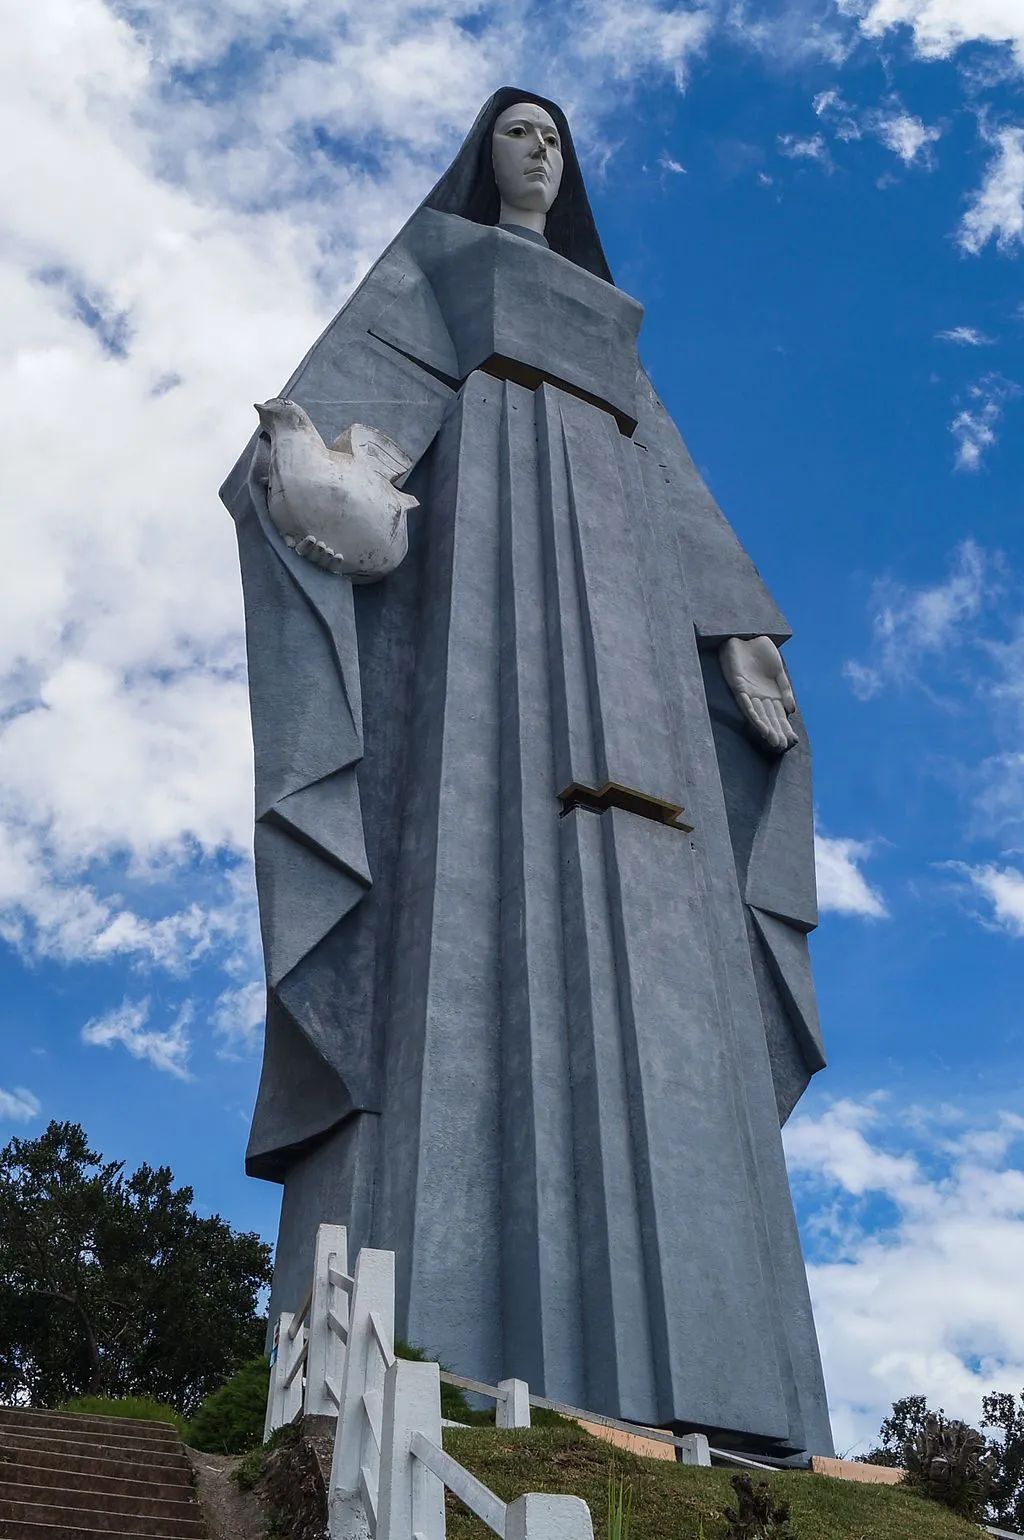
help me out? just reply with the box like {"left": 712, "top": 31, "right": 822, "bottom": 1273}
{"left": 508, "top": 125, "right": 526, "bottom": 136}
{"left": 545, "top": 135, "right": 559, "bottom": 148}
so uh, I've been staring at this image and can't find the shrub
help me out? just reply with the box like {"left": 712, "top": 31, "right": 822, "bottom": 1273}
{"left": 58, "top": 1395, "right": 188, "bottom": 1438}
{"left": 903, "top": 1412, "right": 997, "bottom": 1520}
{"left": 723, "top": 1472, "right": 796, "bottom": 1539}
{"left": 188, "top": 1358, "right": 270, "bottom": 1454}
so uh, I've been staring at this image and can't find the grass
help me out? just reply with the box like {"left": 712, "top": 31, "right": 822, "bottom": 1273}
{"left": 440, "top": 1424, "right": 988, "bottom": 1540}
{"left": 56, "top": 1394, "right": 189, "bottom": 1438}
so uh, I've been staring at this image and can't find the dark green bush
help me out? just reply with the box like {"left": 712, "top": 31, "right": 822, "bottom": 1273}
{"left": 58, "top": 1394, "right": 188, "bottom": 1438}
{"left": 188, "top": 1357, "right": 270, "bottom": 1453}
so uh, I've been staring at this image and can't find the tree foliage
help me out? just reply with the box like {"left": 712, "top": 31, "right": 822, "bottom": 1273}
{"left": 0, "top": 1121, "right": 272, "bottom": 1415}
{"left": 861, "top": 1394, "right": 931, "bottom": 1466}
{"left": 982, "top": 1389, "right": 1024, "bottom": 1532}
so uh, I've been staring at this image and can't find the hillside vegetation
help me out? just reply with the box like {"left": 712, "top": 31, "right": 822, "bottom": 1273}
{"left": 442, "top": 1424, "right": 988, "bottom": 1540}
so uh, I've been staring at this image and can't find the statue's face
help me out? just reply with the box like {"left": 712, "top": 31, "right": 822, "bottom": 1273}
{"left": 491, "top": 102, "right": 564, "bottom": 215}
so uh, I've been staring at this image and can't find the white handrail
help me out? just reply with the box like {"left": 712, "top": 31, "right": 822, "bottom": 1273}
{"left": 438, "top": 1370, "right": 723, "bottom": 1464}
{"left": 370, "top": 1309, "right": 396, "bottom": 1369}
{"left": 283, "top": 1336, "right": 309, "bottom": 1388}
{"left": 287, "top": 1282, "right": 314, "bottom": 1341}
{"left": 265, "top": 1223, "right": 349, "bottom": 1437}
{"left": 411, "top": 1430, "right": 508, "bottom": 1536}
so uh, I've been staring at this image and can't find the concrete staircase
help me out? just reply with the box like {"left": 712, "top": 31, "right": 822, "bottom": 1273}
{"left": 0, "top": 1407, "right": 206, "bottom": 1539}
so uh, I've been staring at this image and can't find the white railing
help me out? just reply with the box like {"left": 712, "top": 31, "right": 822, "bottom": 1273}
{"left": 265, "top": 1225, "right": 594, "bottom": 1540}
{"left": 265, "top": 1223, "right": 349, "bottom": 1439}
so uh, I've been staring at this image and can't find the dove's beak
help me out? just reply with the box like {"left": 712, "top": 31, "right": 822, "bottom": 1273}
{"left": 254, "top": 401, "right": 274, "bottom": 426}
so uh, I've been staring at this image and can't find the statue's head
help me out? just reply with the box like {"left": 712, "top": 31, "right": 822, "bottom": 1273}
{"left": 491, "top": 101, "right": 564, "bottom": 229}
{"left": 422, "top": 88, "right": 613, "bottom": 284}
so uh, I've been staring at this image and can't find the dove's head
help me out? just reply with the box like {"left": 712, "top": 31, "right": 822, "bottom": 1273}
{"left": 254, "top": 398, "right": 314, "bottom": 436}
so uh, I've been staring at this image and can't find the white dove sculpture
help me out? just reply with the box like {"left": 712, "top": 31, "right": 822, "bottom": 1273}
{"left": 254, "top": 398, "right": 419, "bottom": 582}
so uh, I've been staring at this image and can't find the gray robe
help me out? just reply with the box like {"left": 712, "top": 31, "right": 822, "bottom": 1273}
{"left": 223, "top": 192, "right": 833, "bottom": 1456}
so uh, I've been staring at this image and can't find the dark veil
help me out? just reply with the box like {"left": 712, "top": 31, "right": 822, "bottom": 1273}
{"left": 422, "top": 87, "right": 614, "bottom": 284}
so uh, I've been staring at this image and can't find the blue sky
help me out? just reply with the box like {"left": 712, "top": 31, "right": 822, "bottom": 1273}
{"left": 3, "top": 0, "right": 1023, "bottom": 1455}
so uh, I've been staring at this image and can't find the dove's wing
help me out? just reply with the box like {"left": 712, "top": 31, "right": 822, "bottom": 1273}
{"left": 331, "top": 422, "right": 415, "bottom": 485}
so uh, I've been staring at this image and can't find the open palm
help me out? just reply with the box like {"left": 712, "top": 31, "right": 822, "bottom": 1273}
{"left": 720, "top": 636, "right": 798, "bottom": 754}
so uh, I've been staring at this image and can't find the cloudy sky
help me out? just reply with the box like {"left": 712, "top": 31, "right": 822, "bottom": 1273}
{"left": 3, "top": 0, "right": 1024, "bottom": 1456}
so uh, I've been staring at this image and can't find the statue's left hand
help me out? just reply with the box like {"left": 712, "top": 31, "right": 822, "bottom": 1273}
{"left": 720, "top": 636, "right": 798, "bottom": 754}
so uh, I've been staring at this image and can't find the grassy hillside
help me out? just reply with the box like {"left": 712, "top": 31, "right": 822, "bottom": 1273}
{"left": 442, "top": 1424, "right": 985, "bottom": 1540}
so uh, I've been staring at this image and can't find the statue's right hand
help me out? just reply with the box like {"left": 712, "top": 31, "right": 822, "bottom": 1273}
{"left": 289, "top": 534, "right": 347, "bottom": 574}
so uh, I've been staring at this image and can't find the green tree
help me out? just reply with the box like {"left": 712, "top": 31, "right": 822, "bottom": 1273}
{"left": 983, "top": 1389, "right": 1024, "bottom": 1532}
{"left": 0, "top": 1121, "right": 272, "bottom": 1415}
{"left": 861, "top": 1394, "right": 932, "bottom": 1466}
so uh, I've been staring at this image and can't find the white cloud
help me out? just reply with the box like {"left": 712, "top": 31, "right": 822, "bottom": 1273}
{"left": 843, "top": 539, "right": 995, "bottom": 695}
{"left": 960, "top": 126, "right": 1024, "bottom": 254}
{"left": 813, "top": 87, "right": 941, "bottom": 165}
{"left": 728, "top": 4, "right": 853, "bottom": 65}
{"left": 936, "top": 325, "right": 995, "bottom": 345}
{"left": 972, "top": 752, "right": 1024, "bottom": 839}
{"left": 951, "top": 861, "right": 1024, "bottom": 937}
{"left": 82, "top": 998, "right": 193, "bottom": 1080}
{"left": 658, "top": 154, "right": 688, "bottom": 174}
{"left": 212, "top": 980, "right": 266, "bottom": 1056}
{"left": 778, "top": 132, "right": 832, "bottom": 165}
{"left": 950, "top": 374, "right": 1018, "bottom": 470}
{"left": 842, "top": 0, "right": 1024, "bottom": 63}
{"left": 813, "top": 86, "right": 863, "bottom": 141}
{"left": 0, "top": 822, "right": 256, "bottom": 974}
{"left": 787, "top": 1096, "right": 921, "bottom": 1198}
{"left": 0, "top": 1087, "right": 42, "bottom": 1124}
{"left": 576, "top": 0, "right": 714, "bottom": 89}
{"left": 873, "top": 107, "right": 941, "bottom": 164}
{"left": 815, "top": 833, "right": 889, "bottom": 918}
{"left": 786, "top": 1095, "right": 1024, "bottom": 1456}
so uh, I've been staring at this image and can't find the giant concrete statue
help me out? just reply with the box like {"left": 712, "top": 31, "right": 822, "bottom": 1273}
{"left": 221, "top": 89, "right": 835, "bottom": 1458}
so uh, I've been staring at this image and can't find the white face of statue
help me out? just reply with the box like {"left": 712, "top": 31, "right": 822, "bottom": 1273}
{"left": 491, "top": 102, "right": 564, "bottom": 231}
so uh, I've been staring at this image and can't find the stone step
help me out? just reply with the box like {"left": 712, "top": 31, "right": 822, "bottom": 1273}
{"left": 0, "top": 1479, "right": 203, "bottom": 1523}
{"left": 0, "top": 1428, "right": 191, "bottom": 1469}
{"left": 0, "top": 1411, "right": 181, "bottom": 1447}
{"left": 0, "top": 1524, "right": 198, "bottom": 1540}
{"left": 0, "top": 1439, "right": 192, "bottom": 1488}
{"left": 0, "top": 1496, "right": 205, "bottom": 1536}
{"left": 0, "top": 1460, "right": 192, "bottom": 1504}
